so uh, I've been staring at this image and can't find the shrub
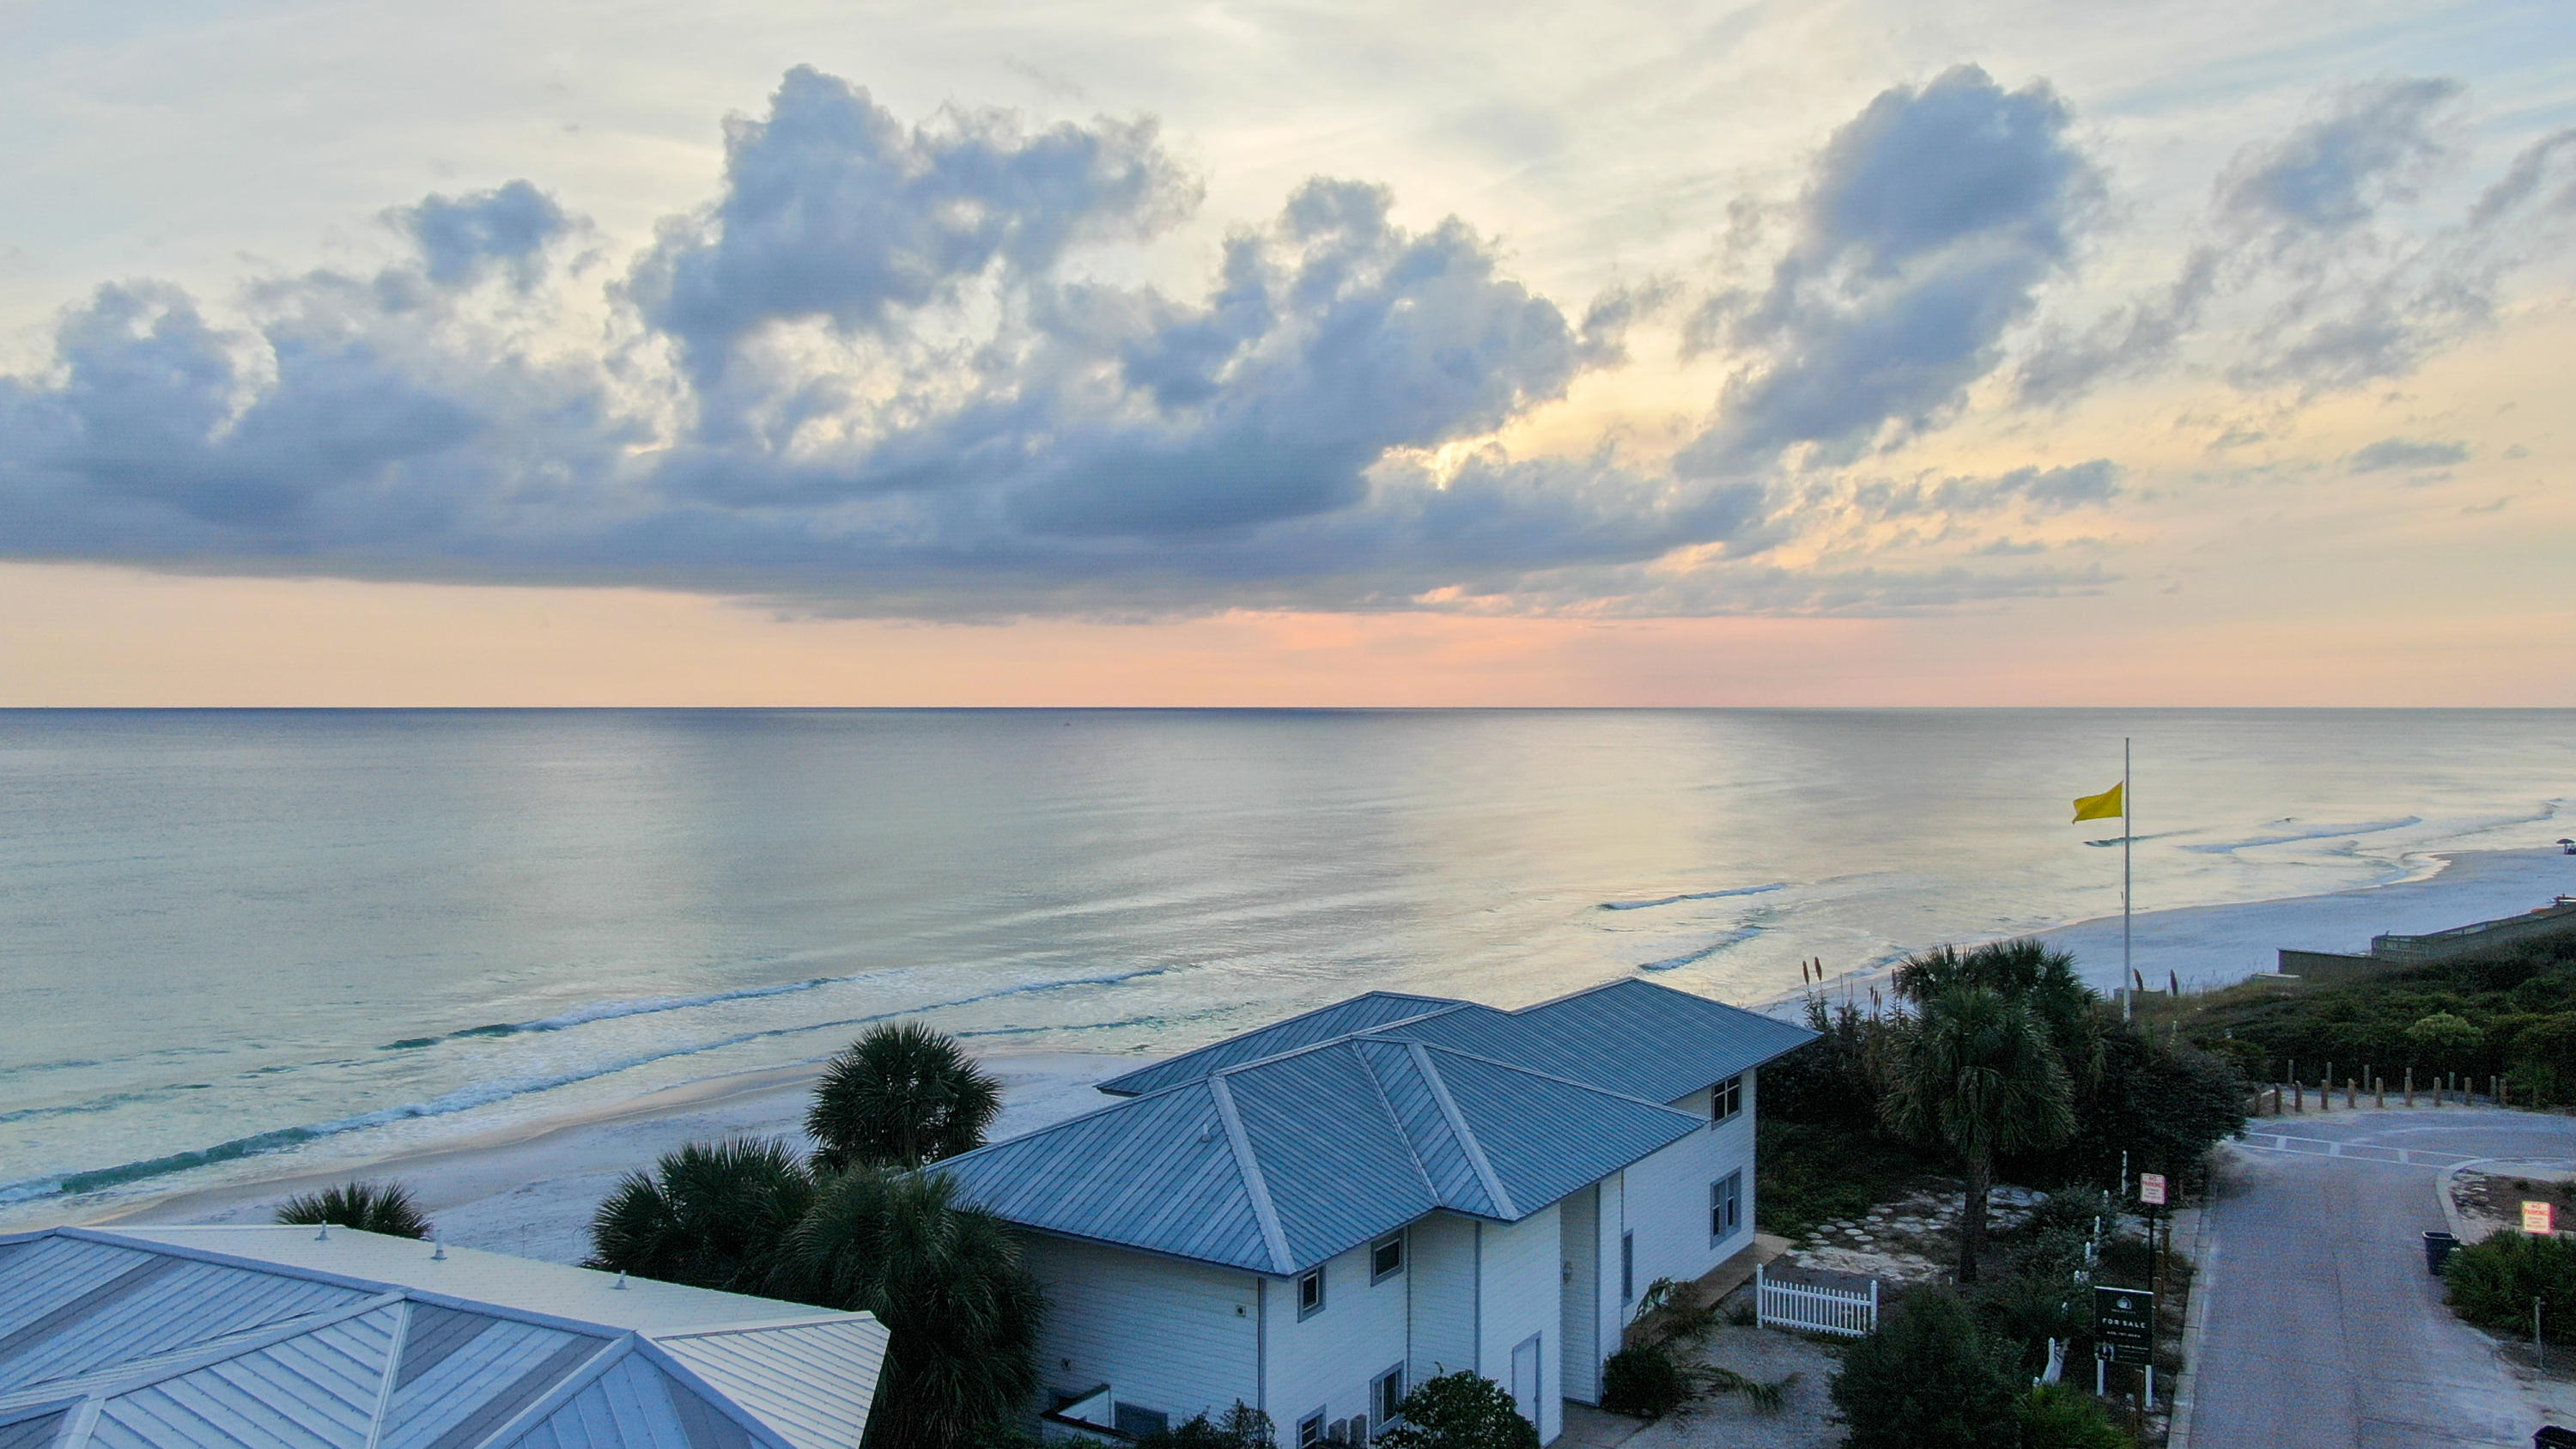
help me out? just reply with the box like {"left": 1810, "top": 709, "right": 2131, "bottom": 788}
{"left": 2017, "top": 1385, "right": 2133, "bottom": 1449}
{"left": 275, "top": 1180, "right": 431, "bottom": 1239}
{"left": 2408, "top": 1012, "right": 2480, "bottom": 1054}
{"left": 1133, "top": 1405, "right": 1273, "bottom": 1449}
{"left": 1374, "top": 1373, "right": 1539, "bottom": 1449}
{"left": 585, "top": 1137, "right": 815, "bottom": 1293}
{"left": 1831, "top": 1289, "right": 2020, "bottom": 1449}
{"left": 2445, "top": 1231, "right": 2576, "bottom": 1344}
{"left": 1600, "top": 1347, "right": 1689, "bottom": 1419}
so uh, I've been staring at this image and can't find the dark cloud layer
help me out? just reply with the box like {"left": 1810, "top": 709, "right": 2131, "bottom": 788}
{"left": 1686, "top": 66, "right": 2099, "bottom": 472}
{"left": 23, "top": 62, "right": 2547, "bottom": 620}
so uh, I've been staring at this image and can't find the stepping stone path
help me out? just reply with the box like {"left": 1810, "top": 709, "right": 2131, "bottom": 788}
{"left": 1777, "top": 1184, "right": 2052, "bottom": 1286}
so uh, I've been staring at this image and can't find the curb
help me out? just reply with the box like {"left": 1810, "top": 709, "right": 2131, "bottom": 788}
{"left": 2167, "top": 1179, "right": 2223, "bottom": 1449}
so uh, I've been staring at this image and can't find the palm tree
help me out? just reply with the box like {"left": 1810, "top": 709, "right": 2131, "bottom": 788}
{"left": 586, "top": 1137, "right": 816, "bottom": 1293}
{"left": 807, "top": 1023, "right": 1003, "bottom": 1171}
{"left": 1894, "top": 939, "right": 2104, "bottom": 1093}
{"left": 775, "top": 1168, "right": 1043, "bottom": 1449}
{"left": 275, "top": 1179, "right": 432, "bottom": 1239}
{"left": 1881, "top": 984, "right": 2075, "bottom": 1283}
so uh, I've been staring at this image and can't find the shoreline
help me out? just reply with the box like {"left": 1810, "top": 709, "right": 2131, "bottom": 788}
{"left": 70, "top": 1045, "right": 1138, "bottom": 1264}
{"left": 1764, "top": 845, "right": 2574, "bottom": 1009}
{"left": 46, "top": 847, "right": 2576, "bottom": 1263}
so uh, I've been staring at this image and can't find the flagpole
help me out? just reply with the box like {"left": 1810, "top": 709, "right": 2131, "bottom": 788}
{"left": 2123, "top": 736, "right": 2133, "bottom": 1023}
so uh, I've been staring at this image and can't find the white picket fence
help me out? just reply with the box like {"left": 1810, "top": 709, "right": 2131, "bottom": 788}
{"left": 1753, "top": 1264, "right": 1879, "bottom": 1338}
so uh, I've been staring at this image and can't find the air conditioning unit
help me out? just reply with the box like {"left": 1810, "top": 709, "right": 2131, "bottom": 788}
{"left": 1340, "top": 1417, "right": 1370, "bottom": 1446}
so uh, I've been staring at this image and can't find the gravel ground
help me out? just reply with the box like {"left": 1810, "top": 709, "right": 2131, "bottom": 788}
{"left": 1621, "top": 1304, "right": 1850, "bottom": 1449}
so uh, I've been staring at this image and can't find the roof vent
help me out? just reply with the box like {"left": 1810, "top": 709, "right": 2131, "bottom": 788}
{"left": 431, "top": 1234, "right": 447, "bottom": 1262}
{"left": 614, "top": 1269, "right": 629, "bottom": 1290}
{"left": 314, "top": 1222, "right": 330, "bottom": 1242}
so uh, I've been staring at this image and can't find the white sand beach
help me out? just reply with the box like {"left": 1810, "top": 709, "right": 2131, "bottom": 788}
{"left": 91, "top": 1048, "right": 1137, "bottom": 1264}
{"left": 71, "top": 846, "right": 2576, "bottom": 1266}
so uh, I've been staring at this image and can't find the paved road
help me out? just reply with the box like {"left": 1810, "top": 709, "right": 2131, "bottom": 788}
{"left": 2190, "top": 1107, "right": 2576, "bottom": 1449}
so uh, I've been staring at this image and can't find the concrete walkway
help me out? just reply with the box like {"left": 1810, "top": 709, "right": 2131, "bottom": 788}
{"left": 2190, "top": 1108, "right": 2576, "bottom": 1449}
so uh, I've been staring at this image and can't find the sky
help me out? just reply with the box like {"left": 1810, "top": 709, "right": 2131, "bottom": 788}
{"left": 2, "top": 0, "right": 2571, "bottom": 705}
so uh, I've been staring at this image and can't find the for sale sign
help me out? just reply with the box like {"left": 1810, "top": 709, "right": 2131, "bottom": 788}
{"left": 2525, "top": 1200, "right": 2556, "bottom": 1235}
{"left": 2139, "top": 1172, "right": 2167, "bottom": 1206}
{"left": 2093, "top": 1286, "right": 2154, "bottom": 1366}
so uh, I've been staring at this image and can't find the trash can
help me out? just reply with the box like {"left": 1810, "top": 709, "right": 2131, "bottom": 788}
{"left": 2424, "top": 1230, "right": 2460, "bottom": 1275}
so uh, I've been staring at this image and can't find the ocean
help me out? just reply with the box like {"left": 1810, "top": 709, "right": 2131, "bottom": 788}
{"left": 3, "top": 708, "right": 2571, "bottom": 1224}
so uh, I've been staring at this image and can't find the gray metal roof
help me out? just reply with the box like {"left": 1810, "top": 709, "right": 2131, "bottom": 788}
{"left": 1102, "top": 978, "right": 1814, "bottom": 1107}
{"left": 1097, "top": 992, "right": 1464, "bottom": 1097}
{"left": 934, "top": 1032, "right": 1709, "bottom": 1276}
{"left": 0, "top": 1228, "right": 887, "bottom": 1449}
{"left": 938, "top": 977, "right": 1816, "bottom": 1276}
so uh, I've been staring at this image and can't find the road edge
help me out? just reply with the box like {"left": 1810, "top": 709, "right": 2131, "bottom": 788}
{"left": 2166, "top": 1156, "right": 2227, "bottom": 1449}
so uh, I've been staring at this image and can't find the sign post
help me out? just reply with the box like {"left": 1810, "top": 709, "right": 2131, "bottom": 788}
{"left": 2140, "top": 1172, "right": 2166, "bottom": 1207}
{"left": 2095, "top": 1286, "right": 2156, "bottom": 1406}
{"left": 2525, "top": 1200, "right": 2556, "bottom": 1236}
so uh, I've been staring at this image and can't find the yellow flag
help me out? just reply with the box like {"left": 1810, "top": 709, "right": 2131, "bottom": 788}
{"left": 2072, "top": 782, "right": 2124, "bottom": 823}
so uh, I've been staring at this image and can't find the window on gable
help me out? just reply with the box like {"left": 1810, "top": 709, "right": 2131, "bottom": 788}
{"left": 1710, "top": 1171, "right": 1742, "bottom": 1244}
{"left": 1297, "top": 1411, "right": 1327, "bottom": 1449}
{"left": 1370, "top": 1233, "right": 1404, "bottom": 1282}
{"left": 1373, "top": 1364, "right": 1406, "bottom": 1428}
{"left": 1710, "top": 1074, "right": 1743, "bottom": 1124}
{"left": 1298, "top": 1266, "right": 1326, "bottom": 1318}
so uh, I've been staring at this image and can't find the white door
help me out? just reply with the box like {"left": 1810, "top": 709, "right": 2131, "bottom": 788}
{"left": 1510, "top": 1333, "right": 1541, "bottom": 1427}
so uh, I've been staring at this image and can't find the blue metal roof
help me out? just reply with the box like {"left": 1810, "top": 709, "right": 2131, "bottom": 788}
{"left": 0, "top": 1228, "right": 888, "bottom": 1449}
{"left": 935, "top": 1032, "right": 1710, "bottom": 1275}
{"left": 937, "top": 978, "right": 1817, "bottom": 1275}
{"left": 1097, "top": 992, "right": 1464, "bottom": 1097}
{"left": 1102, "top": 978, "right": 1814, "bottom": 1107}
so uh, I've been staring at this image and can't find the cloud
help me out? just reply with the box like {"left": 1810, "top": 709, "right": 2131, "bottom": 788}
{"left": 2020, "top": 80, "right": 2576, "bottom": 405}
{"left": 627, "top": 65, "right": 1194, "bottom": 389}
{"left": 1685, "top": 66, "right": 2100, "bottom": 472}
{"left": 2347, "top": 437, "right": 2468, "bottom": 473}
{"left": 387, "top": 180, "right": 573, "bottom": 292}
{"left": 0, "top": 64, "right": 2127, "bottom": 622}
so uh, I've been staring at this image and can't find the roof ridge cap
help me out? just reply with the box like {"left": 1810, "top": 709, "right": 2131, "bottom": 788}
{"left": 1406, "top": 1042, "right": 1517, "bottom": 1219}
{"left": 1203, "top": 1003, "right": 1473, "bottom": 1082}
{"left": 1205, "top": 1076, "right": 1297, "bottom": 1276}
{"left": 1096, "top": 992, "right": 1472, "bottom": 1093}
{"left": 1349, "top": 1042, "right": 1439, "bottom": 1203}
{"left": 0, "top": 1289, "right": 405, "bottom": 1414}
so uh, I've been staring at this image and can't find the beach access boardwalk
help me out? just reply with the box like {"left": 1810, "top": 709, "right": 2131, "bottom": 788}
{"left": 2184, "top": 1109, "right": 2575, "bottom": 1449}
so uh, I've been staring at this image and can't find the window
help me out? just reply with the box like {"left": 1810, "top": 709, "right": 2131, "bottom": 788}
{"left": 1370, "top": 1233, "right": 1404, "bottom": 1282}
{"left": 1372, "top": 1364, "right": 1406, "bottom": 1428}
{"left": 1619, "top": 1230, "right": 1634, "bottom": 1302}
{"left": 1115, "top": 1406, "right": 1170, "bottom": 1440}
{"left": 1297, "top": 1411, "right": 1326, "bottom": 1449}
{"left": 1710, "top": 1171, "right": 1742, "bottom": 1244}
{"left": 1710, "top": 1074, "right": 1743, "bottom": 1124}
{"left": 1297, "top": 1266, "right": 1326, "bottom": 1318}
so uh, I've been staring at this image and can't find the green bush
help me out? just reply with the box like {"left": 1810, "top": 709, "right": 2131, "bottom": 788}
{"left": 1133, "top": 1405, "right": 1274, "bottom": 1449}
{"left": 1831, "top": 1289, "right": 2020, "bottom": 1449}
{"left": 2445, "top": 1231, "right": 2576, "bottom": 1344}
{"left": 1374, "top": 1373, "right": 1538, "bottom": 1449}
{"left": 1600, "top": 1347, "right": 1688, "bottom": 1419}
{"left": 2016, "top": 1385, "right": 2133, "bottom": 1449}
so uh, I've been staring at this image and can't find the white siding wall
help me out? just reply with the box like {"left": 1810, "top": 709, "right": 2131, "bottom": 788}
{"left": 1406, "top": 1215, "right": 1478, "bottom": 1389}
{"left": 1557, "top": 1187, "right": 1600, "bottom": 1404}
{"left": 1263, "top": 1234, "right": 1412, "bottom": 1443}
{"left": 1597, "top": 1070, "right": 1759, "bottom": 1354}
{"left": 1021, "top": 1235, "right": 1261, "bottom": 1428}
{"left": 1473, "top": 1204, "right": 1562, "bottom": 1446}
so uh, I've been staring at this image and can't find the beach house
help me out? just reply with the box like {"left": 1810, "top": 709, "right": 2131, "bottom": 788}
{"left": 0, "top": 1223, "right": 888, "bottom": 1449}
{"left": 933, "top": 978, "right": 1814, "bottom": 1448}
